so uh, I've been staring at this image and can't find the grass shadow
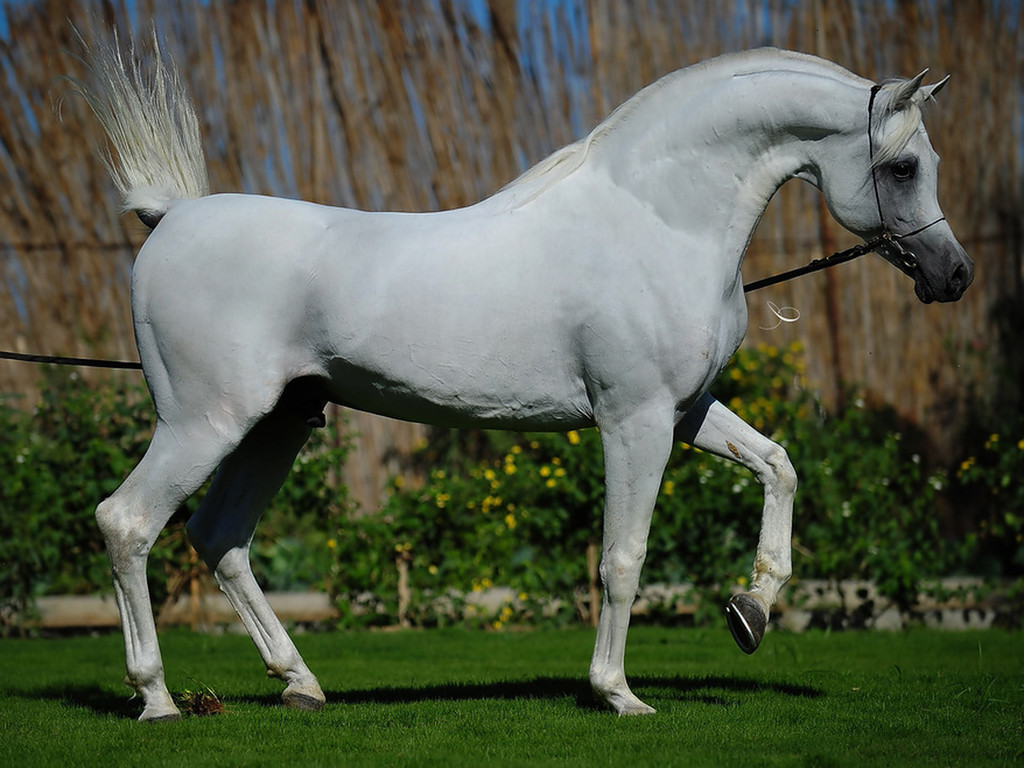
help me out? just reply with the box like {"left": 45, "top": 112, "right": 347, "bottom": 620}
{"left": 319, "top": 674, "right": 823, "bottom": 711}
{"left": 11, "top": 684, "right": 142, "bottom": 718}
{"left": 16, "top": 674, "right": 822, "bottom": 718}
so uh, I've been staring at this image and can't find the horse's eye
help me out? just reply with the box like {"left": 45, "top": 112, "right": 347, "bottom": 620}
{"left": 890, "top": 159, "right": 916, "bottom": 181}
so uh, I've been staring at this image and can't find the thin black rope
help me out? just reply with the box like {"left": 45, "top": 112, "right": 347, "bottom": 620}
{"left": 0, "top": 349, "right": 142, "bottom": 369}
{"left": 0, "top": 240, "right": 877, "bottom": 371}
{"left": 741, "top": 238, "right": 878, "bottom": 294}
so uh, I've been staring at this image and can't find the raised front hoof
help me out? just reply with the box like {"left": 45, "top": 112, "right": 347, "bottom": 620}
{"left": 282, "top": 687, "right": 325, "bottom": 712}
{"left": 726, "top": 593, "right": 767, "bottom": 655}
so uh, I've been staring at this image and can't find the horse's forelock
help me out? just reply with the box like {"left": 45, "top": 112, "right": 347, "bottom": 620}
{"left": 871, "top": 79, "right": 927, "bottom": 168}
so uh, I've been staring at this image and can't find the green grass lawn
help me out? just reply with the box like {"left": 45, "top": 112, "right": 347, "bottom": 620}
{"left": 1, "top": 626, "right": 1021, "bottom": 766}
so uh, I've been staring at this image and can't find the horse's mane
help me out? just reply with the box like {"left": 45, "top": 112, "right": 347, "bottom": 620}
{"left": 500, "top": 48, "right": 924, "bottom": 207}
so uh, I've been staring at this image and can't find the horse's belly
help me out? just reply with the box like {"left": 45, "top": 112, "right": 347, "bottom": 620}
{"left": 322, "top": 354, "right": 594, "bottom": 430}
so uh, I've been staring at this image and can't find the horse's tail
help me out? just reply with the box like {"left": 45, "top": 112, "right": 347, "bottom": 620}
{"left": 65, "top": 29, "right": 209, "bottom": 228}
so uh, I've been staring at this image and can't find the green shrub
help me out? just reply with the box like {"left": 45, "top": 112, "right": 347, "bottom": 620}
{"left": 956, "top": 430, "right": 1024, "bottom": 574}
{"left": 1, "top": 371, "right": 153, "bottom": 624}
{"left": 330, "top": 341, "right": 974, "bottom": 625}
{"left": 4, "top": 344, "right": 1021, "bottom": 633}
{"left": 0, "top": 370, "right": 353, "bottom": 633}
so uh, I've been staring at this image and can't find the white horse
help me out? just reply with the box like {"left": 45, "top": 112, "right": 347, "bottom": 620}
{"left": 71, "top": 35, "right": 971, "bottom": 720}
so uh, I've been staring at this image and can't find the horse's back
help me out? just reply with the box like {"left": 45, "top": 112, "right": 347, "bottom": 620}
{"left": 131, "top": 193, "right": 599, "bottom": 429}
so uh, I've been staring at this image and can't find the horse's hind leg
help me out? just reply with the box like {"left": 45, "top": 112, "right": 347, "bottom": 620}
{"left": 96, "top": 421, "right": 239, "bottom": 721}
{"left": 676, "top": 392, "right": 797, "bottom": 654}
{"left": 186, "top": 396, "right": 326, "bottom": 712}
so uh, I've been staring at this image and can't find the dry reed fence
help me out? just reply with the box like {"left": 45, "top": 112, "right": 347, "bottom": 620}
{"left": 1, "top": 0, "right": 1021, "bottom": 512}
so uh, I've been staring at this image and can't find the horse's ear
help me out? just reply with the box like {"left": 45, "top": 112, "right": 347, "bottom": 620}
{"left": 921, "top": 75, "right": 950, "bottom": 102}
{"left": 888, "top": 69, "right": 929, "bottom": 112}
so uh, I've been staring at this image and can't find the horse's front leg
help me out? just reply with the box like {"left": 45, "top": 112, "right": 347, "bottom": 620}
{"left": 676, "top": 392, "right": 797, "bottom": 654}
{"left": 589, "top": 403, "right": 674, "bottom": 715}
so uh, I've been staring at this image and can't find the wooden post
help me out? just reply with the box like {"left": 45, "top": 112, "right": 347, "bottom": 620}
{"left": 586, "top": 540, "right": 601, "bottom": 628}
{"left": 396, "top": 554, "right": 411, "bottom": 628}
{"left": 189, "top": 546, "right": 201, "bottom": 631}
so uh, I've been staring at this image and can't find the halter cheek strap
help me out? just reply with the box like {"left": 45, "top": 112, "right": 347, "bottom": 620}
{"left": 867, "top": 83, "right": 946, "bottom": 275}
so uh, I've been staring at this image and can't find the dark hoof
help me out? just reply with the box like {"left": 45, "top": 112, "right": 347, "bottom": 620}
{"left": 282, "top": 691, "right": 325, "bottom": 712}
{"left": 726, "top": 594, "right": 766, "bottom": 655}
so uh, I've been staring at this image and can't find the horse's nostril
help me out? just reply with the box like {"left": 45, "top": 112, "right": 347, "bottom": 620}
{"left": 951, "top": 263, "right": 967, "bottom": 291}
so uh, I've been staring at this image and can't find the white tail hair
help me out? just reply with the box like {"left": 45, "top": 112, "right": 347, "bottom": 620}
{"left": 65, "top": 28, "right": 208, "bottom": 227}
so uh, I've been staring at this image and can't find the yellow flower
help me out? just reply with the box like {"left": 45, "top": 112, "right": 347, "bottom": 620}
{"left": 539, "top": 466, "right": 552, "bottom": 477}
{"left": 518, "top": 592, "right": 528, "bottom": 601}
{"left": 730, "top": 367, "right": 742, "bottom": 381}
{"left": 737, "top": 575, "right": 748, "bottom": 587}
{"left": 435, "top": 492, "right": 450, "bottom": 508}
{"left": 985, "top": 433, "right": 999, "bottom": 450}
{"left": 428, "top": 565, "right": 438, "bottom": 575}
{"left": 546, "top": 478, "right": 556, "bottom": 488}
{"left": 511, "top": 444, "right": 522, "bottom": 454}
{"left": 327, "top": 538, "right": 337, "bottom": 550}
{"left": 1018, "top": 438, "right": 1024, "bottom": 451}
{"left": 504, "top": 462, "right": 517, "bottom": 476}
{"left": 567, "top": 430, "right": 581, "bottom": 445}
{"left": 505, "top": 512, "right": 517, "bottom": 530}
{"left": 484, "top": 468, "right": 497, "bottom": 482}
{"left": 663, "top": 480, "right": 675, "bottom": 496}
{"left": 554, "top": 467, "right": 566, "bottom": 477}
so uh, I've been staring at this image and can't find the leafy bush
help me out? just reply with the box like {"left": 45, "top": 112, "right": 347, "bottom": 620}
{"left": 3, "top": 344, "right": 1020, "bottom": 633}
{"left": 954, "top": 427, "right": 1024, "bottom": 625}
{"left": 330, "top": 342, "right": 982, "bottom": 625}
{"left": 1, "top": 371, "right": 152, "bottom": 624}
{"left": 1, "top": 370, "right": 353, "bottom": 633}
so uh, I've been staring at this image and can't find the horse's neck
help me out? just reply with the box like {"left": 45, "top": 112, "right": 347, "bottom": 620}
{"left": 585, "top": 61, "right": 868, "bottom": 254}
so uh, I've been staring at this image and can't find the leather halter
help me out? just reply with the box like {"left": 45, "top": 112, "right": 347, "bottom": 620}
{"left": 866, "top": 83, "right": 947, "bottom": 276}
{"left": 742, "top": 81, "right": 948, "bottom": 294}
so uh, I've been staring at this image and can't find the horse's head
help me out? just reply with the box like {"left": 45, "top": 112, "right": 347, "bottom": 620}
{"left": 816, "top": 72, "right": 973, "bottom": 304}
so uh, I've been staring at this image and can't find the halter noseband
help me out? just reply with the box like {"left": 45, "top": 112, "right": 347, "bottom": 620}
{"left": 866, "top": 83, "right": 946, "bottom": 275}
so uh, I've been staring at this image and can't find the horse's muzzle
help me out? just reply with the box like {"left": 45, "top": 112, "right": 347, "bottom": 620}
{"left": 914, "top": 250, "right": 974, "bottom": 304}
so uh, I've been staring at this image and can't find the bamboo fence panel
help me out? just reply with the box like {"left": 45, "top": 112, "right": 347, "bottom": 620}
{"left": 0, "top": 0, "right": 1020, "bottom": 511}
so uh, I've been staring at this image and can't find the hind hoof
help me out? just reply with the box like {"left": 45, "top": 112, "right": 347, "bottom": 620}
{"left": 726, "top": 594, "right": 767, "bottom": 655}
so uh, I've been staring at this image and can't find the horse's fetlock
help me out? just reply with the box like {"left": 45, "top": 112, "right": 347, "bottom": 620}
{"left": 753, "top": 553, "right": 792, "bottom": 583}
